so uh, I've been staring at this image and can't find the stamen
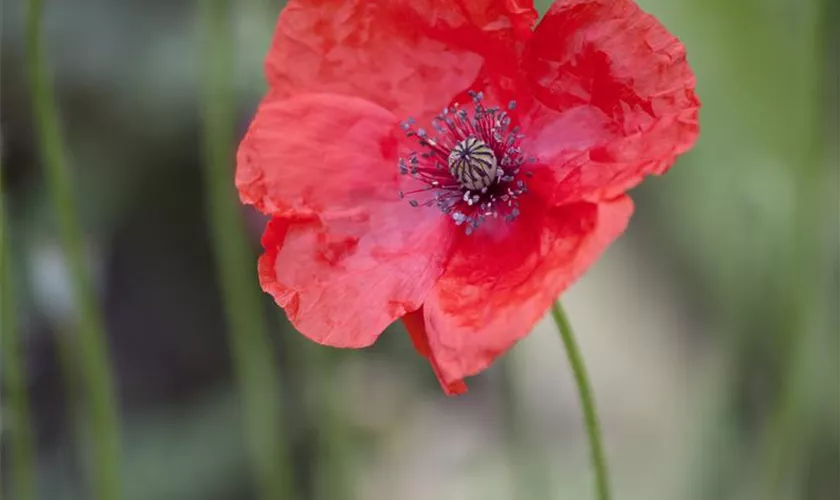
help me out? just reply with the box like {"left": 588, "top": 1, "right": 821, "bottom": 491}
{"left": 398, "top": 92, "right": 534, "bottom": 234}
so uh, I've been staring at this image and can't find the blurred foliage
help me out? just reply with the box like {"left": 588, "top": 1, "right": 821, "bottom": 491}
{"left": 1, "top": 0, "right": 837, "bottom": 499}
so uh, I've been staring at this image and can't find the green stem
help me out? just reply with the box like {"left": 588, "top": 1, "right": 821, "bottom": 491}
{"left": 551, "top": 302, "right": 611, "bottom": 500}
{"left": 24, "top": 1, "right": 122, "bottom": 499}
{"left": 199, "top": 1, "right": 295, "bottom": 499}
{"left": 1, "top": 176, "right": 38, "bottom": 500}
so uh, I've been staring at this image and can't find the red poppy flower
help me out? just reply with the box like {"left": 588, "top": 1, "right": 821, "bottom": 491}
{"left": 236, "top": 0, "right": 699, "bottom": 395}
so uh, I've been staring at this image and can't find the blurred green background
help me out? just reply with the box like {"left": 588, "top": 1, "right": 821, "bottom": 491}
{"left": 1, "top": 0, "right": 837, "bottom": 499}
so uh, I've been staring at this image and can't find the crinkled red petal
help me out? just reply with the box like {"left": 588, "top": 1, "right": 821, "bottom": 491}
{"left": 237, "top": 93, "right": 402, "bottom": 218}
{"left": 259, "top": 208, "right": 452, "bottom": 347}
{"left": 402, "top": 309, "right": 468, "bottom": 395}
{"left": 522, "top": 0, "right": 700, "bottom": 204}
{"left": 409, "top": 196, "right": 633, "bottom": 391}
{"left": 240, "top": 93, "right": 454, "bottom": 347}
{"left": 266, "top": 0, "right": 537, "bottom": 122}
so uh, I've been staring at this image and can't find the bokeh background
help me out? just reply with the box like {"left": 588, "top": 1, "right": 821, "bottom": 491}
{"left": 1, "top": 0, "right": 837, "bottom": 499}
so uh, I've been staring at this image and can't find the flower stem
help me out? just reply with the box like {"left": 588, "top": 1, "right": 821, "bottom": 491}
{"left": 199, "top": 1, "right": 295, "bottom": 499}
{"left": 25, "top": 1, "right": 123, "bottom": 499}
{"left": 551, "top": 301, "right": 611, "bottom": 500}
{"left": 1, "top": 175, "right": 38, "bottom": 500}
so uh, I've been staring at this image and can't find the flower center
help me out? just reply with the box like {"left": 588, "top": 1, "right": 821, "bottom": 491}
{"left": 398, "top": 91, "right": 534, "bottom": 235}
{"left": 448, "top": 137, "right": 498, "bottom": 191}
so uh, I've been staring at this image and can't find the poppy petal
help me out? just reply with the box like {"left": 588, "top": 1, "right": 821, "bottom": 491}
{"left": 239, "top": 92, "right": 454, "bottom": 347}
{"left": 523, "top": 0, "right": 699, "bottom": 203}
{"left": 259, "top": 204, "right": 452, "bottom": 347}
{"left": 402, "top": 309, "right": 468, "bottom": 395}
{"left": 236, "top": 93, "right": 400, "bottom": 218}
{"left": 413, "top": 195, "right": 633, "bottom": 391}
{"left": 266, "top": 0, "right": 538, "bottom": 121}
